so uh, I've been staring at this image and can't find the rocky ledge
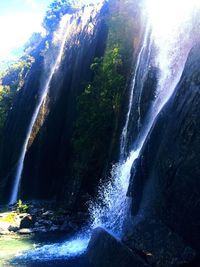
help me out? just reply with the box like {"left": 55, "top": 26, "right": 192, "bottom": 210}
{"left": 0, "top": 201, "right": 89, "bottom": 236}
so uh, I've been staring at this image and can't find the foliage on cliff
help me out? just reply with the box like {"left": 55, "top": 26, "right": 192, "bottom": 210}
{"left": 43, "top": 0, "right": 75, "bottom": 32}
{"left": 0, "top": 0, "right": 141, "bottom": 205}
{"left": 0, "top": 0, "right": 76, "bottom": 139}
{"left": 73, "top": 47, "right": 124, "bottom": 173}
{"left": 0, "top": 56, "right": 35, "bottom": 137}
{"left": 71, "top": 0, "right": 138, "bottom": 197}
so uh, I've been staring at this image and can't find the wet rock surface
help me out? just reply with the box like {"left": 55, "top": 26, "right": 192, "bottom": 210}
{"left": 127, "top": 45, "right": 200, "bottom": 265}
{"left": 0, "top": 201, "right": 89, "bottom": 236}
{"left": 86, "top": 227, "right": 149, "bottom": 267}
{"left": 20, "top": 215, "right": 34, "bottom": 229}
{"left": 18, "top": 228, "right": 34, "bottom": 235}
{"left": 124, "top": 218, "right": 196, "bottom": 267}
{"left": 0, "top": 3, "right": 109, "bottom": 206}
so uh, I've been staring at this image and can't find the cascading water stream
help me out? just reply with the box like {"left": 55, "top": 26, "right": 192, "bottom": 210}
{"left": 90, "top": 0, "right": 200, "bottom": 238}
{"left": 14, "top": 0, "right": 200, "bottom": 263}
{"left": 89, "top": 0, "right": 200, "bottom": 247}
{"left": 120, "top": 25, "right": 150, "bottom": 157}
{"left": 9, "top": 3, "right": 101, "bottom": 205}
{"left": 9, "top": 15, "right": 73, "bottom": 205}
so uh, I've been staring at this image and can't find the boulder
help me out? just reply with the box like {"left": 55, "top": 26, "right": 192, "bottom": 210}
{"left": 124, "top": 218, "right": 196, "bottom": 266}
{"left": 34, "top": 222, "right": 41, "bottom": 228}
{"left": 20, "top": 215, "right": 33, "bottom": 229}
{"left": 8, "top": 225, "right": 19, "bottom": 232}
{"left": 49, "top": 225, "right": 59, "bottom": 232}
{"left": 86, "top": 227, "right": 149, "bottom": 267}
{"left": 37, "top": 219, "right": 52, "bottom": 227}
{"left": 19, "top": 213, "right": 28, "bottom": 219}
{"left": 18, "top": 228, "right": 33, "bottom": 235}
{"left": 32, "top": 226, "right": 47, "bottom": 233}
{"left": 0, "top": 221, "right": 10, "bottom": 232}
{"left": 42, "top": 210, "right": 54, "bottom": 217}
{"left": 60, "top": 221, "right": 78, "bottom": 232}
{"left": 51, "top": 216, "right": 66, "bottom": 226}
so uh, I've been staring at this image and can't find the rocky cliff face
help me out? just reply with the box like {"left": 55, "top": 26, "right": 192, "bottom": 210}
{"left": 21, "top": 5, "right": 109, "bottom": 205}
{"left": 1, "top": 2, "right": 200, "bottom": 266}
{"left": 0, "top": 48, "right": 45, "bottom": 202}
{"left": 125, "top": 44, "right": 200, "bottom": 266}
{"left": 84, "top": 42, "right": 200, "bottom": 267}
{"left": 0, "top": 3, "right": 109, "bottom": 203}
{"left": 0, "top": 0, "right": 140, "bottom": 208}
{"left": 120, "top": 30, "right": 159, "bottom": 156}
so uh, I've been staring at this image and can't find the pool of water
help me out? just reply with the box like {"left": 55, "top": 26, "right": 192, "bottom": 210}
{"left": 0, "top": 233, "right": 84, "bottom": 266}
{"left": 0, "top": 235, "right": 33, "bottom": 266}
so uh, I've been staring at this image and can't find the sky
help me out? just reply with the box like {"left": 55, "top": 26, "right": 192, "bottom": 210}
{"left": 0, "top": 0, "right": 53, "bottom": 64}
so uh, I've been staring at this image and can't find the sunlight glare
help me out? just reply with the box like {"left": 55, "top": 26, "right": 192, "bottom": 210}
{"left": 144, "top": 0, "right": 200, "bottom": 39}
{"left": 0, "top": 13, "right": 44, "bottom": 61}
{"left": 144, "top": 0, "right": 200, "bottom": 85}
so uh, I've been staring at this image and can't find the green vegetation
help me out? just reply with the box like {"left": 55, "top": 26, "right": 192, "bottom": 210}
{"left": 71, "top": 0, "right": 137, "bottom": 192}
{"left": 0, "top": 0, "right": 141, "bottom": 204}
{"left": 0, "top": 85, "right": 11, "bottom": 132}
{"left": 0, "top": 56, "right": 34, "bottom": 137}
{"left": 1, "top": 56, "right": 34, "bottom": 91}
{"left": 0, "top": 1, "right": 77, "bottom": 140}
{"left": 16, "top": 200, "right": 29, "bottom": 214}
{"left": 73, "top": 48, "right": 124, "bottom": 168}
{"left": 43, "top": 0, "right": 75, "bottom": 32}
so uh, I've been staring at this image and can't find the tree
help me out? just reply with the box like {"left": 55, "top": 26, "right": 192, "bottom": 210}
{"left": 43, "top": 0, "right": 75, "bottom": 32}
{"left": 70, "top": 0, "right": 136, "bottom": 197}
{"left": 0, "top": 56, "right": 35, "bottom": 136}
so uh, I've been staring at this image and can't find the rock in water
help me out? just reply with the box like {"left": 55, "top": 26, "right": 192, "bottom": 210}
{"left": 18, "top": 228, "right": 33, "bottom": 235}
{"left": 86, "top": 227, "right": 149, "bottom": 267}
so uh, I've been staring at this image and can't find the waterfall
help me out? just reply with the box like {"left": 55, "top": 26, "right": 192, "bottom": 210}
{"left": 120, "top": 26, "right": 150, "bottom": 157}
{"left": 15, "top": 0, "right": 200, "bottom": 263}
{"left": 9, "top": 2, "right": 101, "bottom": 205}
{"left": 89, "top": 26, "right": 153, "bottom": 236}
{"left": 90, "top": 0, "right": 200, "bottom": 238}
{"left": 9, "top": 15, "right": 73, "bottom": 205}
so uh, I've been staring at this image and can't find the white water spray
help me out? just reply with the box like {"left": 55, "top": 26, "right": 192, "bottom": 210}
{"left": 16, "top": 0, "right": 200, "bottom": 262}
{"left": 120, "top": 27, "right": 150, "bottom": 156}
{"left": 90, "top": 0, "right": 200, "bottom": 238}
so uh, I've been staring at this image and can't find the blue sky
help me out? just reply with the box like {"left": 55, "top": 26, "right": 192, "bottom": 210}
{"left": 0, "top": 0, "right": 53, "bottom": 63}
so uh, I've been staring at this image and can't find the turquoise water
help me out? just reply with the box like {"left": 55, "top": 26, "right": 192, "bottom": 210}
{"left": 0, "top": 235, "right": 34, "bottom": 266}
{"left": 0, "top": 233, "right": 76, "bottom": 266}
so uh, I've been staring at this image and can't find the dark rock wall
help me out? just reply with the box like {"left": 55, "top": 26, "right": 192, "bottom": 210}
{"left": 0, "top": 4, "right": 109, "bottom": 203}
{"left": 21, "top": 6, "right": 108, "bottom": 204}
{"left": 123, "top": 33, "right": 159, "bottom": 155}
{"left": 0, "top": 44, "right": 45, "bottom": 202}
{"left": 128, "top": 44, "right": 200, "bottom": 254}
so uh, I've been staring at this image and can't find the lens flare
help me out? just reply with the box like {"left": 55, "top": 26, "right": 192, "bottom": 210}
{"left": 144, "top": 0, "right": 200, "bottom": 39}
{"left": 143, "top": 0, "right": 200, "bottom": 96}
